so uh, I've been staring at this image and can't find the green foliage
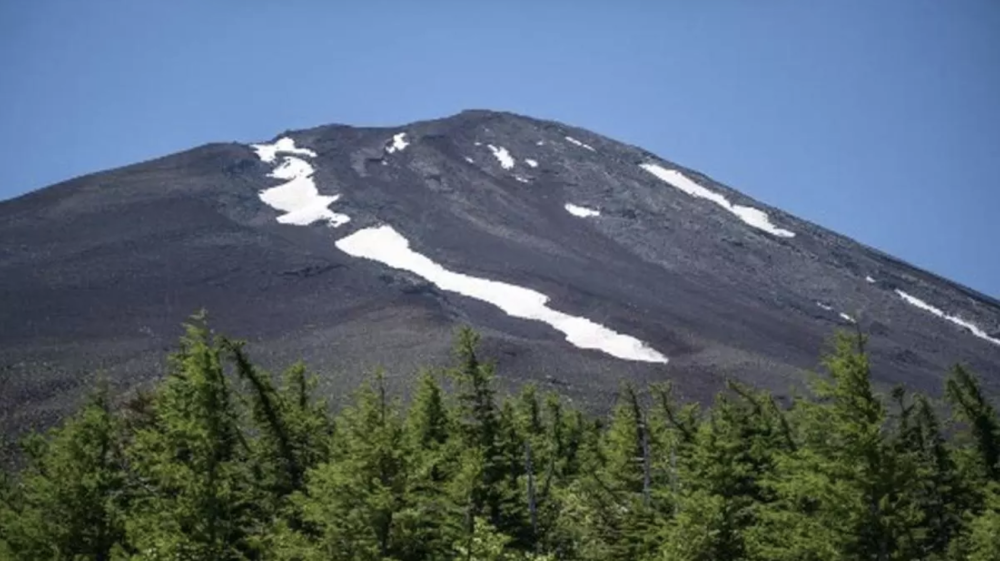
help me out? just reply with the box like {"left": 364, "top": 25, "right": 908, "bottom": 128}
{"left": 1, "top": 321, "right": 998, "bottom": 561}
{"left": 0, "top": 384, "right": 127, "bottom": 560}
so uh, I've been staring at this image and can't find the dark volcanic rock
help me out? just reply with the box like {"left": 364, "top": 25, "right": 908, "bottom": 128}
{"left": 1, "top": 109, "right": 998, "bottom": 434}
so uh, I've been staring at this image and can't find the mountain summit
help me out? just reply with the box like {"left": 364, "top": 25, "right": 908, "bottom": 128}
{"left": 2, "top": 110, "right": 998, "bottom": 432}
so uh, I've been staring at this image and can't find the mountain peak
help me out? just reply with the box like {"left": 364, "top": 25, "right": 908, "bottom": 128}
{"left": 1, "top": 111, "right": 998, "bottom": 435}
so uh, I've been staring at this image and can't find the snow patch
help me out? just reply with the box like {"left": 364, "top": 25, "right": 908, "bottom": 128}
{"left": 896, "top": 290, "right": 1000, "bottom": 347}
{"left": 536, "top": 140, "right": 545, "bottom": 146}
{"left": 565, "top": 136, "right": 595, "bottom": 151}
{"left": 640, "top": 163, "right": 795, "bottom": 238}
{"left": 251, "top": 138, "right": 349, "bottom": 228}
{"left": 335, "top": 225, "right": 668, "bottom": 363}
{"left": 565, "top": 203, "right": 600, "bottom": 218}
{"left": 816, "top": 302, "right": 833, "bottom": 312}
{"left": 515, "top": 175, "right": 531, "bottom": 183}
{"left": 251, "top": 137, "right": 317, "bottom": 163}
{"left": 525, "top": 159, "right": 538, "bottom": 168}
{"left": 385, "top": 132, "right": 409, "bottom": 154}
{"left": 464, "top": 157, "right": 475, "bottom": 164}
{"left": 487, "top": 144, "right": 515, "bottom": 169}
{"left": 840, "top": 313, "right": 856, "bottom": 324}
{"left": 866, "top": 275, "right": 877, "bottom": 284}
{"left": 259, "top": 158, "right": 350, "bottom": 227}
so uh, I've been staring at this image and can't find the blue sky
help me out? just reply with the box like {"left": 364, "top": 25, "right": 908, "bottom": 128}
{"left": 1, "top": 1, "right": 998, "bottom": 297}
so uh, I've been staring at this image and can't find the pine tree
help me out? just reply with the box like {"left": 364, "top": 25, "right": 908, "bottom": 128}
{"left": 447, "top": 327, "right": 507, "bottom": 540}
{"left": 945, "top": 364, "right": 1000, "bottom": 485}
{"left": 397, "top": 369, "right": 464, "bottom": 560}
{"left": 959, "top": 483, "right": 1000, "bottom": 561}
{"left": 295, "top": 371, "right": 410, "bottom": 561}
{"left": 493, "top": 399, "right": 533, "bottom": 549}
{"left": 225, "top": 342, "right": 332, "bottom": 514}
{"left": 751, "top": 332, "right": 924, "bottom": 561}
{"left": 557, "top": 383, "right": 657, "bottom": 561}
{"left": 659, "top": 381, "right": 790, "bottom": 561}
{"left": 0, "top": 384, "right": 128, "bottom": 560}
{"left": 123, "top": 314, "right": 260, "bottom": 560}
{"left": 890, "top": 391, "right": 969, "bottom": 559}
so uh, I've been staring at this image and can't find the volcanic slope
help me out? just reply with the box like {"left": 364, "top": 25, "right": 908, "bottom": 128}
{"left": 1, "top": 110, "right": 998, "bottom": 433}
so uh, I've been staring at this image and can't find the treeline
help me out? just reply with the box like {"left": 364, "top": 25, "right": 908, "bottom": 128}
{"left": 2, "top": 316, "right": 1000, "bottom": 560}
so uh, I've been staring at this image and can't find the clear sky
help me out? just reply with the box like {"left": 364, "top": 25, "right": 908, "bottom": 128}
{"left": 1, "top": 1, "right": 998, "bottom": 298}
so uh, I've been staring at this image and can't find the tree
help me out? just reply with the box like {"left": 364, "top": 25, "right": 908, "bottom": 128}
{"left": 447, "top": 328, "right": 506, "bottom": 538}
{"left": 959, "top": 483, "right": 1000, "bottom": 561}
{"left": 396, "top": 370, "right": 465, "bottom": 560}
{"left": 556, "top": 384, "right": 658, "bottom": 561}
{"left": 945, "top": 364, "right": 1000, "bottom": 485}
{"left": 123, "top": 315, "right": 260, "bottom": 560}
{"left": 751, "top": 332, "right": 924, "bottom": 561}
{"left": 659, "top": 381, "right": 790, "bottom": 561}
{"left": 294, "top": 371, "right": 410, "bottom": 561}
{"left": 0, "top": 384, "right": 128, "bottom": 560}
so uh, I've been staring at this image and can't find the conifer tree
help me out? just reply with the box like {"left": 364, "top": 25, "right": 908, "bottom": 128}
{"left": 0, "top": 385, "right": 127, "bottom": 560}
{"left": 447, "top": 327, "right": 507, "bottom": 537}
{"left": 399, "top": 369, "right": 464, "bottom": 560}
{"left": 123, "top": 315, "right": 260, "bottom": 560}
{"left": 890, "top": 391, "right": 969, "bottom": 559}
{"left": 751, "top": 332, "right": 924, "bottom": 561}
{"left": 558, "top": 383, "right": 657, "bottom": 561}
{"left": 295, "top": 371, "right": 410, "bottom": 561}
{"left": 945, "top": 364, "right": 1000, "bottom": 485}
{"left": 659, "top": 381, "right": 789, "bottom": 561}
{"left": 959, "top": 483, "right": 1000, "bottom": 561}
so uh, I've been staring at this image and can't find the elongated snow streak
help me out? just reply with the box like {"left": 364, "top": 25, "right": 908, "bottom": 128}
{"left": 251, "top": 137, "right": 350, "bottom": 228}
{"left": 251, "top": 137, "right": 317, "bottom": 163}
{"left": 866, "top": 275, "right": 877, "bottom": 284}
{"left": 565, "top": 203, "right": 600, "bottom": 218}
{"left": 336, "top": 225, "right": 668, "bottom": 363}
{"left": 487, "top": 144, "right": 515, "bottom": 169}
{"left": 896, "top": 290, "right": 1000, "bottom": 347}
{"left": 640, "top": 163, "right": 795, "bottom": 238}
{"left": 816, "top": 302, "right": 833, "bottom": 312}
{"left": 565, "top": 136, "right": 595, "bottom": 151}
{"left": 840, "top": 312, "right": 856, "bottom": 324}
{"left": 464, "top": 157, "right": 475, "bottom": 164}
{"left": 385, "top": 132, "right": 409, "bottom": 154}
{"left": 525, "top": 158, "right": 539, "bottom": 168}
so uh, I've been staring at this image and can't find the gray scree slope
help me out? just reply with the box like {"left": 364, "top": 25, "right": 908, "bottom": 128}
{"left": 1, "top": 110, "right": 998, "bottom": 434}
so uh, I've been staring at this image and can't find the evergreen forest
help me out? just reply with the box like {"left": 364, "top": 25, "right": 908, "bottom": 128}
{"left": 3, "top": 314, "right": 1000, "bottom": 560}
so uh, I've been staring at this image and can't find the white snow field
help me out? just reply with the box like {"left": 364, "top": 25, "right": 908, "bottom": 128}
{"left": 487, "top": 144, "right": 515, "bottom": 169}
{"left": 565, "top": 203, "right": 601, "bottom": 218}
{"left": 896, "top": 290, "right": 1000, "bottom": 347}
{"left": 640, "top": 163, "right": 795, "bottom": 238}
{"left": 251, "top": 137, "right": 317, "bottom": 163}
{"left": 335, "top": 225, "right": 668, "bottom": 363}
{"left": 565, "top": 136, "right": 595, "bottom": 151}
{"left": 385, "top": 132, "right": 409, "bottom": 154}
{"left": 251, "top": 138, "right": 350, "bottom": 228}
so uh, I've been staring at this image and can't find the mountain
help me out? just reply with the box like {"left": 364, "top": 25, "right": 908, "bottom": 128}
{"left": 2, "top": 109, "right": 998, "bottom": 435}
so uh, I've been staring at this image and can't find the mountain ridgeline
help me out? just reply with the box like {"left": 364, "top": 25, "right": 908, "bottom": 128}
{"left": 0, "top": 109, "right": 998, "bottom": 437}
